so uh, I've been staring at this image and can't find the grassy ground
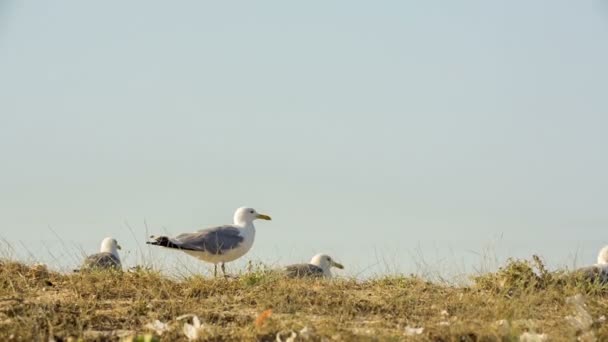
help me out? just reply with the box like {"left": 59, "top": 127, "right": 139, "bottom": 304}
{"left": 1, "top": 257, "right": 607, "bottom": 341}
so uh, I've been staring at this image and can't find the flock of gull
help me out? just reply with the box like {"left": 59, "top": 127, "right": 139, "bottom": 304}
{"left": 79, "top": 207, "right": 608, "bottom": 282}
{"left": 79, "top": 207, "right": 344, "bottom": 278}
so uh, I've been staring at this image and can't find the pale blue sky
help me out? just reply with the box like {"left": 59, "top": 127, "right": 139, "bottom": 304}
{"left": 1, "top": 1, "right": 607, "bottom": 277}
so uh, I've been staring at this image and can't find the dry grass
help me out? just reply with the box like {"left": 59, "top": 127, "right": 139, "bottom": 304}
{"left": 1, "top": 257, "right": 608, "bottom": 341}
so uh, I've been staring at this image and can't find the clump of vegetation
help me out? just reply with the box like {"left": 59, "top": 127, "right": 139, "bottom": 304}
{"left": 472, "top": 255, "right": 552, "bottom": 296}
{"left": 1, "top": 257, "right": 608, "bottom": 341}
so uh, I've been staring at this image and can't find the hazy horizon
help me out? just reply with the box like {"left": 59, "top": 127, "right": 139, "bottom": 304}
{"left": 1, "top": 1, "right": 607, "bottom": 278}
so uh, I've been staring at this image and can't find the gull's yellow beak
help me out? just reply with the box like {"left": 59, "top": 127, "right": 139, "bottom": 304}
{"left": 256, "top": 213, "right": 272, "bottom": 221}
{"left": 331, "top": 261, "right": 344, "bottom": 269}
{"left": 117, "top": 244, "right": 122, "bottom": 250}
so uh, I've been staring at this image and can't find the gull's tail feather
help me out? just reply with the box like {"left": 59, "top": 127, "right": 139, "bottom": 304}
{"left": 147, "top": 236, "right": 182, "bottom": 249}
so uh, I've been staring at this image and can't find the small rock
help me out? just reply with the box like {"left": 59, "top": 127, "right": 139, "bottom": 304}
{"left": 405, "top": 326, "right": 424, "bottom": 336}
{"left": 519, "top": 332, "right": 548, "bottom": 342}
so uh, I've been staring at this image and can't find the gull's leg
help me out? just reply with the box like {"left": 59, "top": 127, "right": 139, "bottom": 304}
{"left": 221, "top": 263, "right": 227, "bottom": 278}
{"left": 214, "top": 264, "right": 218, "bottom": 278}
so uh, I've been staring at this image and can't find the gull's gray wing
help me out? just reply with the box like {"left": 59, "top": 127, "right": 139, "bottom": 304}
{"left": 148, "top": 225, "right": 244, "bottom": 255}
{"left": 81, "top": 252, "right": 121, "bottom": 271}
{"left": 284, "top": 263, "right": 324, "bottom": 278}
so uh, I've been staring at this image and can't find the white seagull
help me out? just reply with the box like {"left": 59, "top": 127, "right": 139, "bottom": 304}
{"left": 79, "top": 237, "right": 122, "bottom": 271}
{"left": 147, "top": 207, "right": 271, "bottom": 277}
{"left": 284, "top": 253, "right": 344, "bottom": 278}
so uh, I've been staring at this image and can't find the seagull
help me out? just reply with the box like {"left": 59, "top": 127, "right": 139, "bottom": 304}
{"left": 284, "top": 253, "right": 344, "bottom": 278}
{"left": 147, "top": 207, "right": 271, "bottom": 277}
{"left": 78, "top": 237, "right": 122, "bottom": 271}
{"left": 598, "top": 245, "right": 608, "bottom": 265}
{"left": 578, "top": 245, "right": 608, "bottom": 283}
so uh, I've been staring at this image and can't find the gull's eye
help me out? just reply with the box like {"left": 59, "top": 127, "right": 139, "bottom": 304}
{"left": 249, "top": 210, "right": 254, "bottom": 214}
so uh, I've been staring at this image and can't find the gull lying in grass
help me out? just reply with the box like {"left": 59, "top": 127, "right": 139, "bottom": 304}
{"left": 577, "top": 245, "right": 608, "bottom": 283}
{"left": 78, "top": 237, "right": 122, "bottom": 271}
{"left": 284, "top": 254, "right": 344, "bottom": 278}
{"left": 147, "top": 207, "right": 271, "bottom": 277}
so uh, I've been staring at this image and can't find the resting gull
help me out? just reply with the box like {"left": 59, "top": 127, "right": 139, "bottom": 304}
{"left": 79, "top": 237, "right": 122, "bottom": 271}
{"left": 147, "top": 207, "right": 271, "bottom": 277}
{"left": 577, "top": 245, "right": 608, "bottom": 283}
{"left": 284, "top": 253, "right": 344, "bottom": 278}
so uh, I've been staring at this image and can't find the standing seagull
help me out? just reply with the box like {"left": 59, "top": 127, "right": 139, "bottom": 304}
{"left": 147, "top": 207, "right": 271, "bottom": 277}
{"left": 79, "top": 237, "right": 122, "bottom": 271}
{"left": 284, "top": 253, "right": 344, "bottom": 278}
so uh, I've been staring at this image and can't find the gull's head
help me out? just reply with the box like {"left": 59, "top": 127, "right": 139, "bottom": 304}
{"left": 310, "top": 253, "right": 344, "bottom": 277}
{"left": 100, "top": 237, "right": 121, "bottom": 256}
{"left": 234, "top": 207, "right": 272, "bottom": 225}
{"left": 598, "top": 245, "right": 608, "bottom": 265}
